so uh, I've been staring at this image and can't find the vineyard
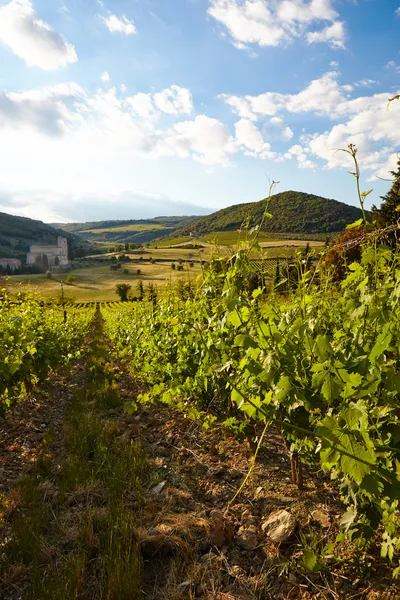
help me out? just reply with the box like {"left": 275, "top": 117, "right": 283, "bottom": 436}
{"left": 1, "top": 233, "right": 400, "bottom": 599}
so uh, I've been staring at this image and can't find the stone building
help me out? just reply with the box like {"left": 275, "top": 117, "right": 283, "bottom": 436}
{"left": 0, "top": 258, "right": 22, "bottom": 272}
{"left": 27, "top": 236, "right": 69, "bottom": 268}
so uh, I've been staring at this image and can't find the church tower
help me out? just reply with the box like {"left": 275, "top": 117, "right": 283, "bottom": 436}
{"left": 58, "top": 236, "right": 68, "bottom": 258}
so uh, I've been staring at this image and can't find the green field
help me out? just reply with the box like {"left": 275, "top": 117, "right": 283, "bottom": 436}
{"left": 83, "top": 223, "right": 171, "bottom": 234}
{"left": 7, "top": 260, "right": 202, "bottom": 302}
{"left": 6, "top": 238, "right": 324, "bottom": 302}
{"left": 155, "top": 231, "right": 327, "bottom": 248}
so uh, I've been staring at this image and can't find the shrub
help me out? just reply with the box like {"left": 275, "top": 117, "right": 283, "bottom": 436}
{"left": 123, "top": 269, "right": 129, "bottom": 275}
{"left": 136, "top": 269, "right": 141, "bottom": 275}
{"left": 46, "top": 271, "right": 52, "bottom": 279}
{"left": 136, "top": 280, "right": 144, "bottom": 301}
{"left": 115, "top": 283, "right": 131, "bottom": 302}
{"left": 322, "top": 225, "right": 365, "bottom": 280}
{"left": 65, "top": 275, "right": 76, "bottom": 284}
{"left": 171, "top": 263, "right": 176, "bottom": 270}
{"left": 177, "top": 265, "right": 184, "bottom": 271}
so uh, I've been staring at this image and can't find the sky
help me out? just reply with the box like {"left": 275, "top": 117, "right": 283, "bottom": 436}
{"left": 0, "top": 0, "right": 399, "bottom": 223}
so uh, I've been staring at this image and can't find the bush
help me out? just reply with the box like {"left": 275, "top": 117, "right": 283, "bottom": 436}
{"left": 177, "top": 265, "right": 184, "bottom": 271}
{"left": 171, "top": 263, "right": 176, "bottom": 270}
{"left": 189, "top": 262, "right": 194, "bottom": 268}
{"left": 322, "top": 225, "right": 365, "bottom": 280}
{"left": 123, "top": 269, "right": 129, "bottom": 274}
{"left": 136, "top": 269, "right": 141, "bottom": 275}
{"left": 46, "top": 271, "right": 52, "bottom": 279}
{"left": 115, "top": 283, "right": 131, "bottom": 302}
{"left": 65, "top": 275, "right": 76, "bottom": 284}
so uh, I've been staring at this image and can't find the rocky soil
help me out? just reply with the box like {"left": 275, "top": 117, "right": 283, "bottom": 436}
{"left": 1, "top": 361, "right": 400, "bottom": 599}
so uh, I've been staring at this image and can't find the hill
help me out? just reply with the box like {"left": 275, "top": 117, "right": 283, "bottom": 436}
{"left": 52, "top": 216, "right": 202, "bottom": 245}
{"left": 0, "top": 211, "right": 90, "bottom": 261}
{"left": 172, "top": 191, "right": 367, "bottom": 238}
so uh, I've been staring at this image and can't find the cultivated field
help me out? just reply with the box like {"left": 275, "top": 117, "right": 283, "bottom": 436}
{"left": 5, "top": 239, "right": 324, "bottom": 302}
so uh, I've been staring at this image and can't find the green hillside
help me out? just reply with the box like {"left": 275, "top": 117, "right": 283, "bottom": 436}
{"left": 53, "top": 216, "right": 202, "bottom": 245}
{"left": 173, "top": 191, "right": 367, "bottom": 238}
{"left": 0, "top": 211, "right": 90, "bottom": 261}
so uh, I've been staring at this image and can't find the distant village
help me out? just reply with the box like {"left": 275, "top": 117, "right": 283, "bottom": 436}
{"left": 0, "top": 236, "right": 69, "bottom": 275}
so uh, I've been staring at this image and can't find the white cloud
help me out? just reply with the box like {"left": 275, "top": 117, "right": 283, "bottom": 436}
{"left": 153, "top": 85, "right": 193, "bottom": 115}
{"left": 355, "top": 79, "right": 378, "bottom": 88}
{"left": 0, "top": 83, "right": 86, "bottom": 136}
{"left": 101, "top": 71, "right": 110, "bottom": 83}
{"left": 233, "top": 118, "right": 277, "bottom": 159}
{"left": 0, "top": 0, "right": 78, "bottom": 70}
{"left": 395, "top": 7, "right": 400, "bottom": 17}
{"left": 208, "top": 0, "right": 286, "bottom": 49}
{"left": 0, "top": 83, "right": 239, "bottom": 175}
{"left": 125, "top": 85, "right": 193, "bottom": 120}
{"left": 101, "top": 14, "right": 136, "bottom": 35}
{"left": 159, "top": 115, "right": 234, "bottom": 165}
{"left": 387, "top": 60, "right": 400, "bottom": 73}
{"left": 208, "top": 0, "right": 345, "bottom": 50}
{"left": 222, "top": 71, "right": 345, "bottom": 120}
{"left": 223, "top": 71, "right": 400, "bottom": 177}
{"left": 268, "top": 116, "right": 294, "bottom": 140}
{"left": 307, "top": 20, "right": 345, "bottom": 48}
{"left": 125, "top": 92, "right": 156, "bottom": 119}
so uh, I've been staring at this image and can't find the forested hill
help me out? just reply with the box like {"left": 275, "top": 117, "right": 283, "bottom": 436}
{"left": 0, "top": 211, "right": 89, "bottom": 260}
{"left": 174, "top": 191, "right": 367, "bottom": 237}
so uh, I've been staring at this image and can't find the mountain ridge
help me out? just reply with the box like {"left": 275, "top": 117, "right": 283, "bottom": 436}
{"left": 170, "top": 191, "right": 367, "bottom": 238}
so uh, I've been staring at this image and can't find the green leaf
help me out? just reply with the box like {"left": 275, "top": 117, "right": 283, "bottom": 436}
{"left": 340, "top": 506, "right": 357, "bottom": 531}
{"left": 369, "top": 324, "right": 392, "bottom": 364}
{"left": 227, "top": 310, "right": 241, "bottom": 327}
{"left": 302, "top": 548, "right": 318, "bottom": 573}
{"left": 234, "top": 334, "right": 258, "bottom": 349}
{"left": 346, "top": 218, "right": 363, "bottom": 229}
{"left": 314, "top": 335, "right": 333, "bottom": 361}
{"left": 275, "top": 375, "right": 291, "bottom": 402}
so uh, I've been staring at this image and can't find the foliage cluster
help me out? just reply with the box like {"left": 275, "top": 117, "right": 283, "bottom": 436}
{"left": 0, "top": 293, "right": 94, "bottom": 412}
{"left": 103, "top": 238, "right": 400, "bottom": 572}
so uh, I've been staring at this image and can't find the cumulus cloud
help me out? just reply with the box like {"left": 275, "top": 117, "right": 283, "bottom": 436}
{"left": 0, "top": 0, "right": 78, "bottom": 70}
{"left": 101, "top": 14, "right": 136, "bottom": 35}
{"left": 0, "top": 83, "right": 85, "bottom": 136}
{"left": 101, "top": 71, "right": 110, "bottom": 82}
{"left": 222, "top": 70, "right": 400, "bottom": 177}
{"left": 221, "top": 71, "right": 346, "bottom": 120}
{"left": 395, "top": 7, "right": 400, "bottom": 16}
{"left": 208, "top": 0, "right": 345, "bottom": 50}
{"left": 307, "top": 20, "right": 345, "bottom": 48}
{"left": 125, "top": 85, "right": 193, "bottom": 120}
{"left": 0, "top": 83, "right": 232, "bottom": 171}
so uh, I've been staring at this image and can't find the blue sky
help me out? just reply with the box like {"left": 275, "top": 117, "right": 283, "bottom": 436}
{"left": 0, "top": 0, "right": 399, "bottom": 223}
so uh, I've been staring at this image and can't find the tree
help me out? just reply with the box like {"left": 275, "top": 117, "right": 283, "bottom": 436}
{"left": 115, "top": 283, "right": 131, "bottom": 302}
{"left": 372, "top": 157, "right": 400, "bottom": 228}
{"left": 147, "top": 283, "right": 157, "bottom": 306}
{"left": 136, "top": 280, "right": 144, "bottom": 301}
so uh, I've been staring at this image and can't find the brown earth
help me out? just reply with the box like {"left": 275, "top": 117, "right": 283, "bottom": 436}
{"left": 1, "top": 360, "right": 400, "bottom": 600}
